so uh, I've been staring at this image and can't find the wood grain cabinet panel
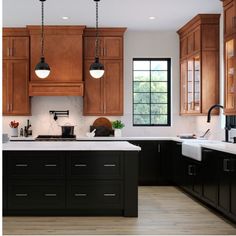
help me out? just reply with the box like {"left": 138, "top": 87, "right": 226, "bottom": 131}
{"left": 2, "top": 28, "right": 30, "bottom": 116}
{"left": 178, "top": 14, "right": 220, "bottom": 115}
{"left": 28, "top": 26, "right": 85, "bottom": 96}
{"left": 83, "top": 28, "right": 126, "bottom": 116}
{"left": 222, "top": 0, "right": 236, "bottom": 114}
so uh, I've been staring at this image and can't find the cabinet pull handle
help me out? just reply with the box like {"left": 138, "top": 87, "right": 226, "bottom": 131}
{"left": 10, "top": 104, "right": 13, "bottom": 111}
{"left": 74, "top": 164, "right": 87, "bottom": 167}
{"left": 7, "top": 104, "right": 10, "bottom": 112}
{"left": 15, "top": 193, "right": 28, "bottom": 197}
{"left": 223, "top": 159, "right": 231, "bottom": 172}
{"left": 176, "top": 142, "right": 182, "bottom": 146}
{"left": 203, "top": 149, "right": 213, "bottom": 153}
{"left": 7, "top": 48, "right": 10, "bottom": 57}
{"left": 158, "top": 144, "right": 161, "bottom": 153}
{"left": 188, "top": 165, "right": 193, "bottom": 175}
{"left": 15, "top": 164, "right": 28, "bottom": 167}
{"left": 45, "top": 164, "right": 57, "bottom": 167}
{"left": 44, "top": 193, "right": 57, "bottom": 197}
{"left": 75, "top": 193, "right": 87, "bottom": 197}
{"left": 104, "top": 193, "right": 116, "bottom": 197}
{"left": 104, "top": 164, "right": 116, "bottom": 167}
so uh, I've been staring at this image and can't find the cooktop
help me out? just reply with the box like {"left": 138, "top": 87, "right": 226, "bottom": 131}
{"left": 35, "top": 135, "right": 76, "bottom": 141}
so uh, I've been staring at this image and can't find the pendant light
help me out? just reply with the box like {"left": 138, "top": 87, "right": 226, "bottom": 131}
{"left": 89, "top": 0, "right": 105, "bottom": 79}
{"left": 35, "top": 0, "right": 50, "bottom": 79}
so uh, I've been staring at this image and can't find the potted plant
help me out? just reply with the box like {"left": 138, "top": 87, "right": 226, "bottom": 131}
{"left": 112, "top": 120, "right": 125, "bottom": 137}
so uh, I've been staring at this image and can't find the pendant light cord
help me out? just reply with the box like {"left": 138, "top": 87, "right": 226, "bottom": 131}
{"left": 95, "top": 0, "right": 99, "bottom": 58}
{"left": 41, "top": 0, "right": 45, "bottom": 58}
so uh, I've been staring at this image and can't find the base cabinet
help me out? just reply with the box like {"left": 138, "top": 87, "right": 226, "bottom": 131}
{"left": 3, "top": 151, "right": 138, "bottom": 217}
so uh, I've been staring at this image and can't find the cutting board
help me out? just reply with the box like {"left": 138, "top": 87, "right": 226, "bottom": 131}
{"left": 93, "top": 117, "right": 112, "bottom": 129}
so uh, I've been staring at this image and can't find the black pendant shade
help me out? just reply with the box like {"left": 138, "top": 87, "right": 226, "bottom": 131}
{"left": 35, "top": 0, "right": 50, "bottom": 79}
{"left": 35, "top": 57, "right": 50, "bottom": 79}
{"left": 89, "top": 0, "right": 104, "bottom": 79}
{"left": 89, "top": 57, "right": 105, "bottom": 79}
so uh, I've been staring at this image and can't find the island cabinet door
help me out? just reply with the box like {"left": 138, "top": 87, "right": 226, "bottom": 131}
{"left": 67, "top": 151, "right": 123, "bottom": 179}
{"left": 66, "top": 181, "right": 123, "bottom": 209}
{"left": 5, "top": 151, "right": 65, "bottom": 179}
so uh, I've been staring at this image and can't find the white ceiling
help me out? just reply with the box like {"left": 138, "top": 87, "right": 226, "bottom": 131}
{"left": 3, "top": 0, "right": 222, "bottom": 31}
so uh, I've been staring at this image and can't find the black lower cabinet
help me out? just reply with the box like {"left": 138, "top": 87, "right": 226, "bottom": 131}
{"left": 201, "top": 148, "right": 218, "bottom": 207}
{"left": 3, "top": 150, "right": 138, "bottom": 217}
{"left": 130, "top": 141, "right": 171, "bottom": 185}
{"left": 218, "top": 152, "right": 236, "bottom": 222}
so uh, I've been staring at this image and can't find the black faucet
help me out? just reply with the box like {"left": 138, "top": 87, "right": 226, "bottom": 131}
{"left": 207, "top": 104, "right": 230, "bottom": 142}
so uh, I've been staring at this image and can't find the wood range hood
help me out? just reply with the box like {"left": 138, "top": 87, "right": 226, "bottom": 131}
{"left": 27, "top": 25, "right": 86, "bottom": 96}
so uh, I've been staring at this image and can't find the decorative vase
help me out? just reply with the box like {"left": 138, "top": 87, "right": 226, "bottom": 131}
{"left": 10, "top": 127, "right": 18, "bottom": 137}
{"left": 114, "top": 129, "right": 122, "bottom": 137}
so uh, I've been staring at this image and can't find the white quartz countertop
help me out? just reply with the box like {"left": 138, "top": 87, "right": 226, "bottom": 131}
{"left": 6, "top": 136, "right": 236, "bottom": 155}
{"left": 3, "top": 141, "right": 141, "bottom": 151}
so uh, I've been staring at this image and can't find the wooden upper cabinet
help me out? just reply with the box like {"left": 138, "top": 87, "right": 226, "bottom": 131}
{"left": 83, "top": 28, "right": 126, "bottom": 116}
{"left": 84, "top": 36, "right": 123, "bottom": 60}
{"left": 2, "top": 28, "right": 30, "bottom": 116}
{"left": 3, "top": 28, "right": 29, "bottom": 60}
{"left": 3, "top": 60, "right": 30, "bottom": 115}
{"left": 222, "top": 0, "right": 236, "bottom": 114}
{"left": 178, "top": 14, "right": 220, "bottom": 115}
{"left": 222, "top": 0, "right": 236, "bottom": 37}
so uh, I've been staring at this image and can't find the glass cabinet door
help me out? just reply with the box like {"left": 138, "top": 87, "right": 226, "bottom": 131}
{"left": 186, "top": 55, "right": 201, "bottom": 113}
{"left": 225, "top": 38, "right": 235, "bottom": 111}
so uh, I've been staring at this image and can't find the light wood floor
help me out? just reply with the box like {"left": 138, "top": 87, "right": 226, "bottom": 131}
{"left": 3, "top": 186, "right": 236, "bottom": 235}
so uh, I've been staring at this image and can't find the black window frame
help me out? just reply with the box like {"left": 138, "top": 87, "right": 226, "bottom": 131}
{"left": 132, "top": 58, "right": 171, "bottom": 127}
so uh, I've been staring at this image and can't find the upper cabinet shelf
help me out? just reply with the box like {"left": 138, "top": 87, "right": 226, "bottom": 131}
{"left": 177, "top": 14, "right": 220, "bottom": 115}
{"left": 222, "top": 0, "right": 236, "bottom": 115}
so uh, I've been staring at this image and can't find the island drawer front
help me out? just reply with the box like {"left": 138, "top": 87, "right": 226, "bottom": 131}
{"left": 6, "top": 151, "right": 65, "bottom": 178}
{"left": 67, "top": 181, "right": 123, "bottom": 209}
{"left": 68, "top": 151, "right": 123, "bottom": 179}
{"left": 7, "top": 181, "right": 65, "bottom": 210}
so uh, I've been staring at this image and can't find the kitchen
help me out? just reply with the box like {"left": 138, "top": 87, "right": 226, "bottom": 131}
{"left": 2, "top": 0, "right": 236, "bottom": 235}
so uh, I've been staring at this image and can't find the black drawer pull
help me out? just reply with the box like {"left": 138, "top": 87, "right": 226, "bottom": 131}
{"left": 15, "top": 193, "right": 28, "bottom": 197}
{"left": 104, "top": 193, "right": 116, "bottom": 197}
{"left": 223, "top": 159, "right": 231, "bottom": 172}
{"left": 15, "top": 164, "right": 28, "bottom": 167}
{"left": 74, "top": 164, "right": 87, "bottom": 167}
{"left": 104, "top": 164, "right": 116, "bottom": 167}
{"left": 74, "top": 193, "right": 87, "bottom": 197}
{"left": 44, "top": 193, "right": 57, "bottom": 197}
{"left": 44, "top": 164, "right": 57, "bottom": 167}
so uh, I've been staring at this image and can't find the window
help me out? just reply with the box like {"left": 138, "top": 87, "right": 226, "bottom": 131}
{"left": 133, "top": 58, "right": 171, "bottom": 126}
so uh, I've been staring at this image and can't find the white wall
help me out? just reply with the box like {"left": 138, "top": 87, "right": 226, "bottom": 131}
{"left": 3, "top": 30, "right": 217, "bottom": 138}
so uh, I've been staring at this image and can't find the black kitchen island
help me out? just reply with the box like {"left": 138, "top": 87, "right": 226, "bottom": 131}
{"left": 3, "top": 141, "right": 140, "bottom": 217}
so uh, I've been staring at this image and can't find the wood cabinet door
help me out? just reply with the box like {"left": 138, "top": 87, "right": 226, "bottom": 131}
{"left": 10, "top": 60, "right": 30, "bottom": 115}
{"left": 84, "top": 37, "right": 103, "bottom": 60}
{"left": 187, "top": 32, "right": 194, "bottom": 55}
{"left": 11, "top": 37, "right": 29, "bottom": 59}
{"left": 30, "top": 35, "right": 83, "bottom": 82}
{"left": 103, "top": 37, "right": 123, "bottom": 59}
{"left": 103, "top": 60, "right": 123, "bottom": 115}
{"left": 3, "top": 37, "right": 10, "bottom": 59}
{"left": 83, "top": 60, "right": 103, "bottom": 115}
{"left": 180, "top": 37, "right": 188, "bottom": 59}
{"left": 2, "top": 61, "right": 10, "bottom": 114}
{"left": 224, "top": 0, "right": 235, "bottom": 36}
{"left": 3, "top": 60, "right": 30, "bottom": 115}
{"left": 193, "top": 27, "right": 201, "bottom": 52}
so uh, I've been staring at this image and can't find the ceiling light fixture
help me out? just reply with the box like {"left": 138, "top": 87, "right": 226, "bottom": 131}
{"left": 35, "top": 0, "right": 50, "bottom": 79}
{"left": 89, "top": 0, "right": 104, "bottom": 79}
{"left": 62, "top": 16, "right": 69, "bottom": 20}
{"left": 149, "top": 16, "right": 156, "bottom": 20}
